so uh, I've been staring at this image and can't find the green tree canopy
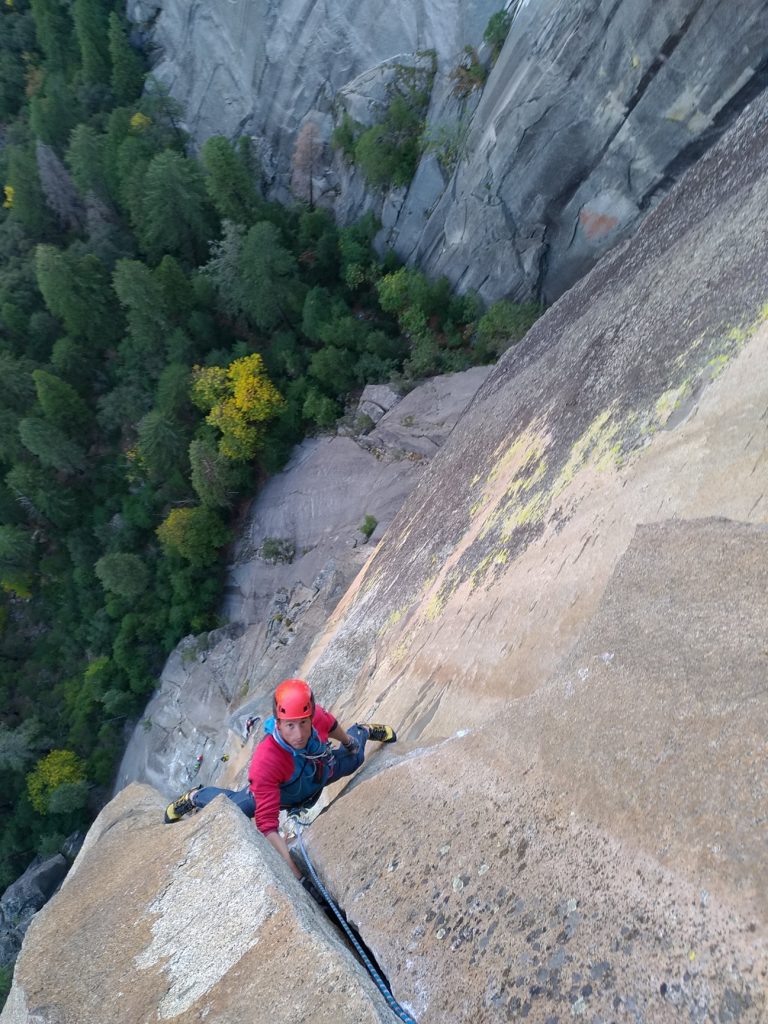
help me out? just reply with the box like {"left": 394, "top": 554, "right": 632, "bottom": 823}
{"left": 200, "top": 136, "right": 260, "bottom": 224}
{"left": 18, "top": 416, "right": 86, "bottom": 474}
{"left": 66, "top": 123, "right": 108, "bottom": 198}
{"left": 32, "top": 369, "right": 89, "bottom": 433}
{"left": 108, "top": 12, "right": 144, "bottom": 105}
{"left": 94, "top": 552, "right": 149, "bottom": 599}
{"left": 72, "top": 0, "right": 110, "bottom": 85}
{"left": 35, "top": 245, "right": 119, "bottom": 346}
{"left": 29, "top": 0, "right": 77, "bottom": 74}
{"left": 5, "top": 143, "right": 54, "bottom": 236}
{"left": 156, "top": 506, "right": 230, "bottom": 567}
{"left": 5, "top": 462, "right": 78, "bottom": 528}
{"left": 0, "top": 720, "right": 42, "bottom": 774}
{"left": 239, "top": 221, "right": 301, "bottom": 331}
{"left": 27, "top": 748, "right": 86, "bottom": 814}
{"left": 136, "top": 409, "right": 188, "bottom": 478}
{"left": 138, "top": 150, "right": 218, "bottom": 264}
{"left": 189, "top": 437, "right": 241, "bottom": 508}
{"left": 191, "top": 353, "right": 284, "bottom": 461}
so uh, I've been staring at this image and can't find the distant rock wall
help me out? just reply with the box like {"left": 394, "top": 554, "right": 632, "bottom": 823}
{"left": 128, "top": 0, "right": 768, "bottom": 302}
{"left": 406, "top": 0, "right": 768, "bottom": 301}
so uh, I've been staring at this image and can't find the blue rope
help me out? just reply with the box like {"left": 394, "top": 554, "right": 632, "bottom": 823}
{"left": 296, "top": 829, "right": 417, "bottom": 1024}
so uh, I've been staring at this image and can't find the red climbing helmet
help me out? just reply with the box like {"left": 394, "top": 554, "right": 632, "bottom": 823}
{"left": 273, "top": 678, "right": 314, "bottom": 720}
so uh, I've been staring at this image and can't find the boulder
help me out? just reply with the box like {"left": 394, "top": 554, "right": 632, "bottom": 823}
{"left": 356, "top": 383, "right": 401, "bottom": 426}
{"left": 0, "top": 855, "right": 68, "bottom": 967}
{"left": 362, "top": 365, "right": 492, "bottom": 458}
{"left": 1, "top": 785, "right": 395, "bottom": 1024}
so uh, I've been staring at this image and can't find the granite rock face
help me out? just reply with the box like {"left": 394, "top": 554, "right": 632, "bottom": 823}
{"left": 297, "top": 91, "right": 768, "bottom": 1019}
{"left": 0, "top": 785, "right": 394, "bottom": 1024}
{"left": 128, "top": 0, "right": 768, "bottom": 302}
{"left": 405, "top": 0, "right": 768, "bottom": 301}
{"left": 307, "top": 519, "right": 768, "bottom": 1023}
{"left": 127, "top": 0, "right": 499, "bottom": 193}
{"left": 114, "top": 368, "right": 489, "bottom": 799}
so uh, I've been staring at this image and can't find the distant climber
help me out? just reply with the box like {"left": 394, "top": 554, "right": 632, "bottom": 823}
{"left": 164, "top": 678, "right": 396, "bottom": 879}
{"left": 242, "top": 715, "right": 259, "bottom": 745}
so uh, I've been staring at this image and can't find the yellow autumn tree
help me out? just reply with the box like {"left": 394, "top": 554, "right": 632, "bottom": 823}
{"left": 191, "top": 353, "right": 284, "bottom": 461}
{"left": 156, "top": 506, "right": 231, "bottom": 566}
{"left": 27, "top": 749, "right": 86, "bottom": 813}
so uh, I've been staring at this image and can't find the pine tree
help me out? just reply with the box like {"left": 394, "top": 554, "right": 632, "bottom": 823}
{"left": 5, "top": 462, "right": 78, "bottom": 528}
{"left": 200, "top": 136, "right": 260, "bottom": 224}
{"left": 136, "top": 409, "right": 188, "bottom": 479}
{"left": 189, "top": 438, "right": 240, "bottom": 508}
{"left": 112, "top": 259, "right": 171, "bottom": 378}
{"left": 29, "top": 73, "right": 81, "bottom": 150}
{"left": 32, "top": 369, "right": 90, "bottom": 433}
{"left": 238, "top": 221, "right": 301, "bottom": 331}
{"left": 35, "top": 245, "right": 119, "bottom": 346}
{"left": 5, "top": 144, "right": 54, "bottom": 236}
{"left": 66, "top": 124, "right": 108, "bottom": 198}
{"left": 29, "top": 0, "right": 77, "bottom": 74}
{"left": 72, "top": 0, "right": 110, "bottom": 85}
{"left": 108, "top": 13, "right": 144, "bottom": 105}
{"left": 18, "top": 416, "right": 86, "bottom": 474}
{"left": 139, "top": 150, "right": 218, "bottom": 264}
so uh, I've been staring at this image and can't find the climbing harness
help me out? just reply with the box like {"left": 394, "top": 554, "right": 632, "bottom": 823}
{"left": 295, "top": 829, "right": 417, "bottom": 1024}
{"left": 263, "top": 716, "right": 335, "bottom": 807}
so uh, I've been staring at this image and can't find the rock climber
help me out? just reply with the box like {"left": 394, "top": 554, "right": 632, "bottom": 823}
{"left": 163, "top": 678, "right": 396, "bottom": 879}
{"left": 242, "top": 715, "right": 259, "bottom": 744}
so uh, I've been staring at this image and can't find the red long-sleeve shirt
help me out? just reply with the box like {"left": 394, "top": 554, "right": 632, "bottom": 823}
{"left": 248, "top": 704, "right": 337, "bottom": 834}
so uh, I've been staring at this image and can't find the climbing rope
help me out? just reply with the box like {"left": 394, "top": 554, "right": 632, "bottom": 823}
{"left": 295, "top": 829, "right": 417, "bottom": 1024}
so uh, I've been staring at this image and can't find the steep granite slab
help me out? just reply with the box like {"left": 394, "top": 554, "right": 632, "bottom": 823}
{"left": 1, "top": 785, "right": 393, "bottom": 1024}
{"left": 303, "top": 91, "right": 768, "bottom": 735}
{"left": 116, "top": 367, "right": 489, "bottom": 799}
{"left": 306, "top": 518, "right": 768, "bottom": 1022}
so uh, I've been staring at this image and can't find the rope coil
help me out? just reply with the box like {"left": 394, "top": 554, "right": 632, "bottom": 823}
{"left": 296, "top": 829, "right": 417, "bottom": 1024}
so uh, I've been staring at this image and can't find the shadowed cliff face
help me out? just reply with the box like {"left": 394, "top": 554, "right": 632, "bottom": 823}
{"left": 127, "top": 0, "right": 768, "bottom": 303}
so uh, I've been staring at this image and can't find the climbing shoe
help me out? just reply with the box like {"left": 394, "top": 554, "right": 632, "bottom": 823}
{"left": 362, "top": 723, "right": 397, "bottom": 743}
{"left": 164, "top": 786, "right": 201, "bottom": 823}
